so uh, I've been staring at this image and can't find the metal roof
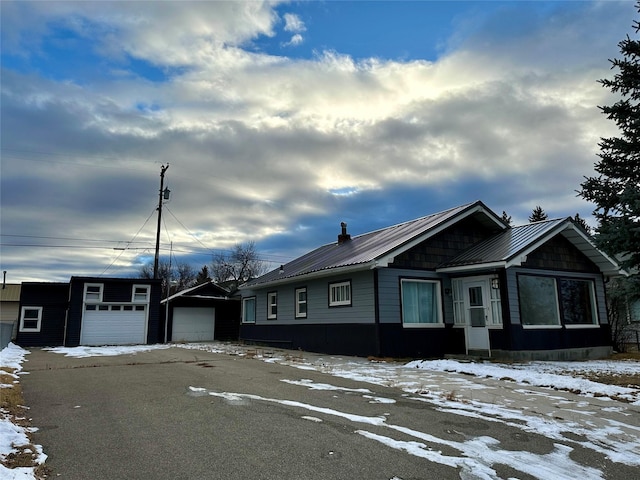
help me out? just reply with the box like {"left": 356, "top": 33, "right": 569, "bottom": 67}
{"left": 0, "top": 284, "right": 21, "bottom": 302}
{"left": 242, "top": 201, "right": 505, "bottom": 289}
{"left": 438, "top": 218, "right": 624, "bottom": 276}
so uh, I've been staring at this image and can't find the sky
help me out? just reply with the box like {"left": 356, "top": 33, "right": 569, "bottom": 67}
{"left": 2, "top": 341, "right": 639, "bottom": 479}
{"left": 0, "top": 0, "right": 637, "bottom": 283}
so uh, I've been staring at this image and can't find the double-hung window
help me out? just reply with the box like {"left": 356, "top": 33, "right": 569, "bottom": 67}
{"left": 295, "top": 287, "right": 307, "bottom": 318}
{"left": 400, "top": 279, "right": 443, "bottom": 327}
{"left": 242, "top": 297, "right": 256, "bottom": 323}
{"left": 132, "top": 285, "right": 150, "bottom": 303}
{"left": 329, "top": 281, "right": 351, "bottom": 307}
{"left": 84, "top": 284, "right": 103, "bottom": 303}
{"left": 267, "top": 292, "right": 277, "bottom": 319}
{"left": 20, "top": 307, "right": 43, "bottom": 332}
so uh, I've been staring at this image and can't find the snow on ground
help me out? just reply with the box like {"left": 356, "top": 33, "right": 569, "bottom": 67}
{"left": 0, "top": 343, "right": 46, "bottom": 480}
{"left": 1, "top": 341, "right": 639, "bottom": 480}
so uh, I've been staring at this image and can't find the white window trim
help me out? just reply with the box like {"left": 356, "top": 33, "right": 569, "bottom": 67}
{"left": 560, "top": 278, "right": 599, "bottom": 326}
{"left": 242, "top": 297, "right": 256, "bottom": 324}
{"left": 329, "top": 281, "right": 351, "bottom": 307}
{"left": 84, "top": 283, "right": 103, "bottom": 303}
{"left": 20, "top": 306, "right": 43, "bottom": 332}
{"left": 400, "top": 279, "right": 444, "bottom": 328}
{"left": 295, "top": 287, "right": 307, "bottom": 319}
{"left": 132, "top": 284, "right": 150, "bottom": 303}
{"left": 267, "top": 292, "right": 277, "bottom": 320}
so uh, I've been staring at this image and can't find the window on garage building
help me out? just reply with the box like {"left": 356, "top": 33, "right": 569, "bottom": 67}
{"left": 242, "top": 297, "right": 256, "bottom": 323}
{"left": 329, "top": 280, "right": 351, "bottom": 307}
{"left": 20, "top": 307, "right": 43, "bottom": 332}
{"left": 84, "top": 284, "right": 103, "bottom": 302}
{"left": 295, "top": 287, "right": 307, "bottom": 318}
{"left": 132, "top": 285, "right": 150, "bottom": 302}
{"left": 400, "top": 279, "right": 443, "bottom": 327}
{"left": 267, "top": 292, "right": 277, "bottom": 319}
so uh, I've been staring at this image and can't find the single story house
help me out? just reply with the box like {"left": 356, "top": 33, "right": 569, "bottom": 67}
{"left": 16, "top": 276, "right": 162, "bottom": 347}
{"left": 162, "top": 280, "right": 240, "bottom": 342}
{"left": 239, "top": 201, "right": 624, "bottom": 360}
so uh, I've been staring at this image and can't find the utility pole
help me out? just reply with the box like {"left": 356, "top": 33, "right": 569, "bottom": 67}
{"left": 153, "top": 164, "right": 170, "bottom": 279}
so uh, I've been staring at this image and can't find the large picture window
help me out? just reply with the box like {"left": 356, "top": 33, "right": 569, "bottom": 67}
{"left": 242, "top": 297, "right": 256, "bottom": 323}
{"left": 329, "top": 281, "right": 351, "bottom": 307}
{"left": 518, "top": 275, "right": 598, "bottom": 327}
{"left": 295, "top": 287, "right": 307, "bottom": 318}
{"left": 20, "top": 307, "right": 43, "bottom": 332}
{"left": 401, "top": 279, "right": 442, "bottom": 327}
{"left": 559, "top": 278, "right": 597, "bottom": 326}
{"left": 518, "top": 275, "right": 561, "bottom": 327}
{"left": 267, "top": 292, "right": 277, "bottom": 319}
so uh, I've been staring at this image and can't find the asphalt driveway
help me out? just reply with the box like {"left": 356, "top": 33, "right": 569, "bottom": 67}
{"left": 19, "top": 346, "right": 637, "bottom": 480}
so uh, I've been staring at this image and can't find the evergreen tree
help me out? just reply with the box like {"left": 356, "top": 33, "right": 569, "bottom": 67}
{"left": 573, "top": 213, "right": 592, "bottom": 235}
{"left": 501, "top": 211, "right": 512, "bottom": 226}
{"left": 579, "top": 3, "right": 640, "bottom": 272}
{"left": 196, "top": 265, "right": 211, "bottom": 285}
{"left": 528, "top": 206, "right": 548, "bottom": 223}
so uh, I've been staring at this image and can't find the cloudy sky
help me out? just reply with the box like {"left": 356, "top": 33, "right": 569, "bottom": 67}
{"left": 0, "top": 0, "right": 635, "bottom": 283}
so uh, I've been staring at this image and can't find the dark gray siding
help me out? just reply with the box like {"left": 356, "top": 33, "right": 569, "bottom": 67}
{"left": 16, "top": 283, "right": 69, "bottom": 347}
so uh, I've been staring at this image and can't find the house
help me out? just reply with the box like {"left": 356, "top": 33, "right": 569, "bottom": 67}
{"left": 0, "top": 283, "right": 21, "bottom": 348}
{"left": 16, "top": 277, "right": 162, "bottom": 347}
{"left": 162, "top": 280, "right": 240, "bottom": 342}
{"left": 239, "top": 201, "right": 624, "bottom": 360}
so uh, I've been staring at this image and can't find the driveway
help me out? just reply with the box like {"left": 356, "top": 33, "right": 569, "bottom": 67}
{"left": 20, "top": 346, "right": 638, "bottom": 480}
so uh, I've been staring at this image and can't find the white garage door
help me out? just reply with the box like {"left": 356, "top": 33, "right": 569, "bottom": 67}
{"left": 172, "top": 307, "right": 215, "bottom": 342}
{"left": 80, "top": 306, "right": 147, "bottom": 345}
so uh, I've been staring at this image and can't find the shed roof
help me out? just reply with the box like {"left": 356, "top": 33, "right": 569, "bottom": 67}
{"left": 438, "top": 217, "right": 624, "bottom": 276}
{"left": 242, "top": 201, "right": 505, "bottom": 289}
{"left": 0, "top": 284, "right": 21, "bottom": 302}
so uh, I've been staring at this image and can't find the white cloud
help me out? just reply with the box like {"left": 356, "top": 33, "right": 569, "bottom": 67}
{"left": 0, "top": 0, "right": 635, "bottom": 280}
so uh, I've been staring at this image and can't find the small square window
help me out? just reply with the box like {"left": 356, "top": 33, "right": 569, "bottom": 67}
{"left": 84, "top": 284, "right": 103, "bottom": 302}
{"left": 133, "top": 285, "right": 150, "bottom": 302}
{"left": 20, "top": 307, "right": 43, "bottom": 332}
{"left": 329, "top": 281, "right": 351, "bottom": 307}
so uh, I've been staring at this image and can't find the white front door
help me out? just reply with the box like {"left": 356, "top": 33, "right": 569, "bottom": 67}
{"left": 463, "top": 280, "right": 490, "bottom": 354}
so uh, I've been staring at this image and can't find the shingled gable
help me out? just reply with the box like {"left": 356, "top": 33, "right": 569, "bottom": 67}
{"left": 241, "top": 200, "right": 506, "bottom": 289}
{"left": 437, "top": 217, "right": 624, "bottom": 276}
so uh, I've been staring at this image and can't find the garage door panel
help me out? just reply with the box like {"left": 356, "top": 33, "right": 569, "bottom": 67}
{"left": 81, "top": 307, "right": 147, "bottom": 345}
{"left": 172, "top": 307, "right": 215, "bottom": 342}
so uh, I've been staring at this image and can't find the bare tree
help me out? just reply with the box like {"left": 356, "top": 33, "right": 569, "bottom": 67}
{"left": 211, "top": 241, "right": 266, "bottom": 291}
{"left": 139, "top": 260, "right": 197, "bottom": 296}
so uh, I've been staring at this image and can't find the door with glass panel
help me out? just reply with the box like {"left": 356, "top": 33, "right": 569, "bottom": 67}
{"left": 463, "top": 280, "right": 490, "bottom": 353}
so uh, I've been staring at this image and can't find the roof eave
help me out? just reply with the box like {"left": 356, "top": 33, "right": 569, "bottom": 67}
{"left": 436, "top": 261, "right": 506, "bottom": 274}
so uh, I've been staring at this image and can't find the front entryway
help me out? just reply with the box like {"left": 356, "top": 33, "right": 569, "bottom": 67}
{"left": 453, "top": 276, "right": 502, "bottom": 356}
{"left": 463, "top": 280, "right": 490, "bottom": 354}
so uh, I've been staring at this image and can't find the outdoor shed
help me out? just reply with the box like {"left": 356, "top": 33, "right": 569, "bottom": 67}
{"left": 239, "top": 201, "right": 624, "bottom": 360}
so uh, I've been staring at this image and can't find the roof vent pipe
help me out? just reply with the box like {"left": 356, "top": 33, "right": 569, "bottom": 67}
{"left": 338, "top": 222, "right": 351, "bottom": 244}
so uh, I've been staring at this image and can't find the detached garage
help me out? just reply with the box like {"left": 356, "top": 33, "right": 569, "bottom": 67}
{"left": 16, "top": 277, "right": 162, "bottom": 347}
{"left": 172, "top": 307, "right": 215, "bottom": 342}
{"left": 163, "top": 281, "right": 240, "bottom": 342}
